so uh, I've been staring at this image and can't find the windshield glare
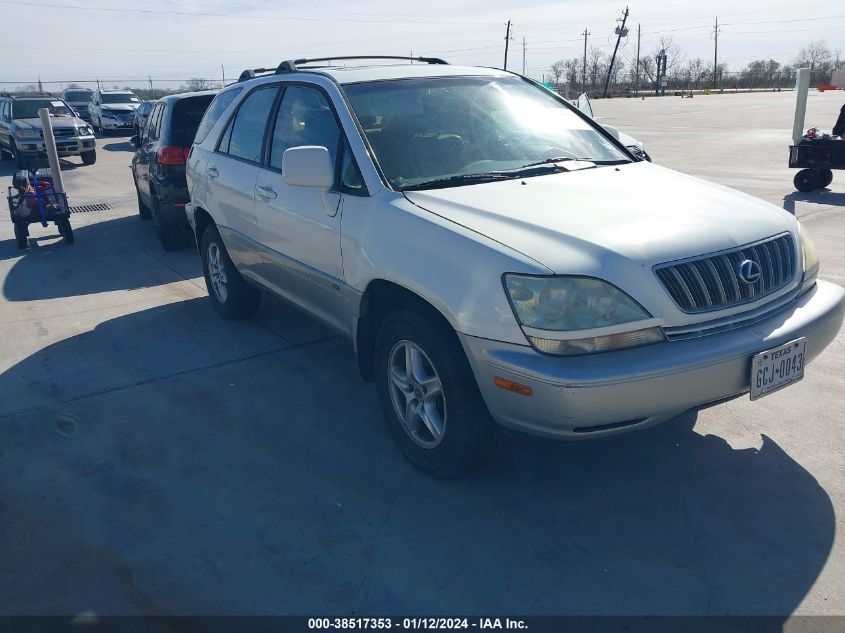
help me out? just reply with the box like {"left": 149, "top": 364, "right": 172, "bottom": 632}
{"left": 343, "top": 76, "right": 628, "bottom": 190}
{"left": 102, "top": 93, "right": 140, "bottom": 104}
{"left": 13, "top": 99, "right": 73, "bottom": 119}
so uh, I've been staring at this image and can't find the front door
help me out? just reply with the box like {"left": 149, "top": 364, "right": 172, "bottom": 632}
{"left": 254, "top": 85, "right": 349, "bottom": 333}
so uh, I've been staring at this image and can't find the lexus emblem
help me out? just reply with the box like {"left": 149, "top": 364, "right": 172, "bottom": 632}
{"left": 738, "top": 259, "right": 762, "bottom": 284}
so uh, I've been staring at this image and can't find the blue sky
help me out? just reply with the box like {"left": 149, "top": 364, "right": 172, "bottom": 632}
{"left": 2, "top": 0, "right": 843, "bottom": 88}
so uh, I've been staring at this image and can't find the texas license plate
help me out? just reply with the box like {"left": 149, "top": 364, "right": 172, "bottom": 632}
{"left": 750, "top": 337, "right": 806, "bottom": 401}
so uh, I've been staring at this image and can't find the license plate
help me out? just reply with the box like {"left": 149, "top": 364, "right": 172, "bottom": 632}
{"left": 750, "top": 337, "right": 806, "bottom": 401}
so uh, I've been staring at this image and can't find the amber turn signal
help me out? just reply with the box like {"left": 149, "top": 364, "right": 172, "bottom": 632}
{"left": 493, "top": 376, "right": 533, "bottom": 396}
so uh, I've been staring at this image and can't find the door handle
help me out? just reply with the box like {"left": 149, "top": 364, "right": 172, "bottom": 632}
{"left": 206, "top": 166, "right": 219, "bottom": 179}
{"left": 256, "top": 185, "right": 277, "bottom": 200}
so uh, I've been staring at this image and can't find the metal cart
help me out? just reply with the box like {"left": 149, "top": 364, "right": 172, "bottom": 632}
{"left": 7, "top": 168, "right": 74, "bottom": 249}
{"left": 789, "top": 138, "right": 844, "bottom": 192}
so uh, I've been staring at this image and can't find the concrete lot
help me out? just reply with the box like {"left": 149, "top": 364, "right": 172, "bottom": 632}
{"left": 0, "top": 90, "right": 843, "bottom": 616}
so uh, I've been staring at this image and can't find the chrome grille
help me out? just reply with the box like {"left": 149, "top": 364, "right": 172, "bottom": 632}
{"left": 655, "top": 234, "right": 796, "bottom": 313}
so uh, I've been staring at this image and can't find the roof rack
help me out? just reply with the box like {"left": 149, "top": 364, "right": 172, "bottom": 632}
{"left": 276, "top": 56, "right": 448, "bottom": 73}
{"left": 237, "top": 67, "right": 277, "bottom": 82}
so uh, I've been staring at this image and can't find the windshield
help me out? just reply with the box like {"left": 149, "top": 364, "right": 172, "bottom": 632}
{"left": 102, "top": 93, "right": 140, "bottom": 104}
{"left": 66, "top": 91, "right": 92, "bottom": 102}
{"left": 13, "top": 99, "right": 73, "bottom": 119}
{"left": 343, "top": 75, "right": 628, "bottom": 190}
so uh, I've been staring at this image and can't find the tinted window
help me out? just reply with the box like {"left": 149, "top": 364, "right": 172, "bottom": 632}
{"left": 194, "top": 87, "right": 243, "bottom": 145}
{"left": 171, "top": 95, "right": 215, "bottom": 146}
{"left": 101, "top": 93, "right": 140, "bottom": 104}
{"left": 268, "top": 86, "right": 340, "bottom": 171}
{"left": 220, "top": 87, "right": 276, "bottom": 163}
{"left": 145, "top": 104, "right": 164, "bottom": 142}
{"left": 65, "top": 91, "right": 92, "bottom": 102}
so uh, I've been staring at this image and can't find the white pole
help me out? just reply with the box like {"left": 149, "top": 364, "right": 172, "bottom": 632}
{"left": 38, "top": 108, "right": 65, "bottom": 193}
{"left": 792, "top": 68, "right": 811, "bottom": 145}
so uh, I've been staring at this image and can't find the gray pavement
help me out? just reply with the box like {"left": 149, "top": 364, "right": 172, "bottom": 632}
{"left": 1, "top": 90, "right": 844, "bottom": 616}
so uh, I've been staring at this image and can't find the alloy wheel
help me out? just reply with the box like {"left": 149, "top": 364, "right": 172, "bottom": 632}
{"left": 388, "top": 340, "right": 447, "bottom": 448}
{"left": 206, "top": 241, "right": 229, "bottom": 303}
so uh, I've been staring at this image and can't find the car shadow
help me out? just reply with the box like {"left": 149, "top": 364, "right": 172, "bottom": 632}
{"left": 783, "top": 189, "right": 845, "bottom": 214}
{"left": 0, "top": 297, "right": 834, "bottom": 615}
{"left": 1, "top": 214, "right": 200, "bottom": 300}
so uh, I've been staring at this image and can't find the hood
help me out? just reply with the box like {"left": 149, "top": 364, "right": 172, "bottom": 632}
{"left": 14, "top": 117, "right": 84, "bottom": 131}
{"left": 100, "top": 103, "right": 139, "bottom": 112}
{"left": 403, "top": 162, "right": 797, "bottom": 276}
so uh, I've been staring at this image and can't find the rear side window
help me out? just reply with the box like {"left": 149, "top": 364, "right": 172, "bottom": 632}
{"left": 145, "top": 104, "right": 164, "bottom": 143}
{"left": 194, "top": 87, "right": 243, "bottom": 145}
{"left": 171, "top": 95, "right": 215, "bottom": 146}
{"left": 217, "top": 86, "right": 277, "bottom": 163}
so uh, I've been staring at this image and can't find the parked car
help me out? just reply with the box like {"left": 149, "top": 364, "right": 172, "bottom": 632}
{"left": 88, "top": 88, "right": 141, "bottom": 135}
{"left": 131, "top": 91, "right": 216, "bottom": 250}
{"left": 576, "top": 93, "right": 651, "bottom": 161}
{"left": 186, "top": 57, "right": 845, "bottom": 478}
{"left": 0, "top": 93, "right": 96, "bottom": 167}
{"left": 134, "top": 100, "right": 154, "bottom": 136}
{"left": 60, "top": 87, "right": 94, "bottom": 121}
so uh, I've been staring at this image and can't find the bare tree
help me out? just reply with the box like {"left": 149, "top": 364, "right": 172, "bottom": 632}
{"left": 587, "top": 47, "right": 605, "bottom": 89}
{"left": 184, "top": 77, "right": 221, "bottom": 91}
{"left": 652, "top": 36, "right": 685, "bottom": 74}
{"left": 794, "top": 40, "right": 834, "bottom": 83}
{"left": 549, "top": 60, "right": 566, "bottom": 87}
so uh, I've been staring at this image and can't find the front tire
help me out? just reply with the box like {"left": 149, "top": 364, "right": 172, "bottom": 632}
{"left": 57, "top": 217, "right": 74, "bottom": 244}
{"left": 11, "top": 142, "right": 27, "bottom": 169}
{"left": 200, "top": 224, "right": 261, "bottom": 320}
{"left": 81, "top": 149, "right": 96, "bottom": 165}
{"left": 794, "top": 169, "right": 820, "bottom": 193}
{"left": 0, "top": 142, "right": 12, "bottom": 161}
{"left": 374, "top": 310, "right": 499, "bottom": 479}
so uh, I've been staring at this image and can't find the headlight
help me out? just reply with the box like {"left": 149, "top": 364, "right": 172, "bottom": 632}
{"left": 503, "top": 274, "right": 664, "bottom": 355}
{"left": 799, "top": 223, "right": 819, "bottom": 290}
{"left": 14, "top": 129, "right": 38, "bottom": 138}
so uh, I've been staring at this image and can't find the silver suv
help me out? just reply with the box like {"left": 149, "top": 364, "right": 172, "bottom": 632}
{"left": 0, "top": 94, "right": 96, "bottom": 167}
{"left": 88, "top": 88, "right": 141, "bottom": 134}
{"left": 186, "top": 57, "right": 844, "bottom": 478}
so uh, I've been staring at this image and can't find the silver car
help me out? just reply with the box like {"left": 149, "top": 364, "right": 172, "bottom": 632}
{"left": 186, "top": 57, "right": 845, "bottom": 478}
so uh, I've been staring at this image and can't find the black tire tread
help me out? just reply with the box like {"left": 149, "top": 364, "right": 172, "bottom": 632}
{"left": 200, "top": 224, "right": 261, "bottom": 320}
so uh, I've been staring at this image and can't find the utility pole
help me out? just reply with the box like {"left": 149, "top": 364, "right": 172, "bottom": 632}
{"left": 522, "top": 36, "right": 527, "bottom": 76}
{"left": 713, "top": 16, "right": 720, "bottom": 89}
{"left": 37, "top": 76, "right": 43, "bottom": 92}
{"left": 148, "top": 76, "right": 153, "bottom": 95}
{"left": 655, "top": 52, "right": 662, "bottom": 96}
{"left": 635, "top": 23, "right": 641, "bottom": 95}
{"left": 581, "top": 28, "right": 590, "bottom": 90}
{"left": 503, "top": 21, "right": 512, "bottom": 70}
{"left": 221, "top": 63, "right": 226, "bottom": 85}
{"left": 603, "top": 6, "right": 629, "bottom": 98}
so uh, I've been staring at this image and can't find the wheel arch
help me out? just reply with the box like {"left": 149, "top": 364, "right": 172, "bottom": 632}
{"left": 354, "top": 279, "right": 462, "bottom": 382}
{"left": 192, "top": 206, "right": 215, "bottom": 244}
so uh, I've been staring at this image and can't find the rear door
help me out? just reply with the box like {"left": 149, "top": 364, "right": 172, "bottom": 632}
{"left": 134, "top": 102, "right": 164, "bottom": 205}
{"left": 203, "top": 84, "right": 279, "bottom": 269}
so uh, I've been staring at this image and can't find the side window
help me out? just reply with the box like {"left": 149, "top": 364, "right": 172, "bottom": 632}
{"left": 194, "top": 86, "right": 243, "bottom": 145}
{"left": 145, "top": 104, "right": 163, "bottom": 142}
{"left": 268, "top": 86, "right": 340, "bottom": 172}
{"left": 218, "top": 86, "right": 277, "bottom": 163}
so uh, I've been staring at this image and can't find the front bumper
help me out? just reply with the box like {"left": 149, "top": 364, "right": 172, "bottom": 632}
{"left": 99, "top": 115, "right": 136, "bottom": 131}
{"left": 461, "top": 280, "right": 845, "bottom": 439}
{"left": 16, "top": 135, "right": 96, "bottom": 157}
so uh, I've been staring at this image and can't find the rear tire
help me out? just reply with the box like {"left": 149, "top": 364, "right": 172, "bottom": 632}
{"left": 13, "top": 222, "right": 28, "bottom": 249}
{"left": 57, "top": 217, "right": 74, "bottom": 244}
{"left": 136, "top": 185, "right": 151, "bottom": 220}
{"left": 200, "top": 224, "right": 261, "bottom": 320}
{"left": 152, "top": 195, "right": 187, "bottom": 252}
{"left": 81, "top": 149, "right": 96, "bottom": 165}
{"left": 794, "top": 169, "right": 820, "bottom": 193}
{"left": 0, "top": 142, "right": 11, "bottom": 161}
{"left": 818, "top": 168, "right": 833, "bottom": 189}
{"left": 374, "top": 310, "right": 499, "bottom": 479}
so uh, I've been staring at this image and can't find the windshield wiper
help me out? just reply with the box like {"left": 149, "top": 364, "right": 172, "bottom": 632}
{"left": 402, "top": 173, "right": 514, "bottom": 191}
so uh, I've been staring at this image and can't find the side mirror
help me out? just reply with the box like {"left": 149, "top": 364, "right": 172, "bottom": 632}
{"left": 282, "top": 146, "right": 333, "bottom": 189}
{"left": 130, "top": 135, "right": 141, "bottom": 148}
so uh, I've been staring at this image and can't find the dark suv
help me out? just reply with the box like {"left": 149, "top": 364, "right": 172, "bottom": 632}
{"left": 131, "top": 90, "right": 216, "bottom": 250}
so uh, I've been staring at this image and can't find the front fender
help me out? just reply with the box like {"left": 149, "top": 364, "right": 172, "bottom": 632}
{"left": 340, "top": 191, "right": 549, "bottom": 345}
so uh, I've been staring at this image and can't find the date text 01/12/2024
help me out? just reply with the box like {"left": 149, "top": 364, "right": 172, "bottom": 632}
{"left": 307, "top": 618, "right": 528, "bottom": 630}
